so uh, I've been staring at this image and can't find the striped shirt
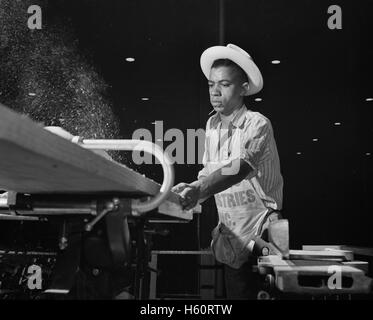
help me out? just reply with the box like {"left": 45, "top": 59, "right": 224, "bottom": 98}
{"left": 198, "top": 105, "right": 283, "bottom": 211}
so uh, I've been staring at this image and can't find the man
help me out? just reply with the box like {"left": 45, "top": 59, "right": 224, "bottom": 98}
{"left": 173, "top": 44, "right": 283, "bottom": 299}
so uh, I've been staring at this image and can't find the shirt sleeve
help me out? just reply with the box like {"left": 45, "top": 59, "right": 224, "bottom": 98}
{"left": 197, "top": 119, "right": 211, "bottom": 180}
{"left": 239, "top": 115, "right": 271, "bottom": 174}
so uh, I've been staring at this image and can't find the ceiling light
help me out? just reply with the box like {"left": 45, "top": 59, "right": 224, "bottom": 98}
{"left": 365, "top": 98, "right": 373, "bottom": 102}
{"left": 125, "top": 57, "right": 135, "bottom": 62}
{"left": 366, "top": 152, "right": 371, "bottom": 156}
{"left": 334, "top": 122, "right": 341, "bottom": 126}
{"left": 28, "top": 92, "right": 36, "bottom": 96}
{"left": 254, "top": 98, "right": 262, "bottom": 102}
{"left": 312, "top": 138, "right": 318, "bottom": 142}
{"left": 141, "top": 97, "right": 149, "bottom": 101}
{"left": 296, "top": 152, "right": 302, "bottom": 155}
{"left": 271, "top": 60, "right": 281, "bottom": 64}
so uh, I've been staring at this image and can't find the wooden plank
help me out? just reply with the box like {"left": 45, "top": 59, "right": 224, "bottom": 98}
{"left": 303, "top": 245, "right": 373, "bottom": 257}
{"left": 258, "top": 255, "right": 293, "bottom": 267}
{"left": 275, "top": 264, "right": 361, "bottom": 274}
{"left": 302, "top": 245, "right": 344, "bottom": 251}
{"left": 0, "top": 104, "right": 160, "bottom": 194}
{"left": 158, "top": 199, "right": 199, "bottom": 220}
{"left": 341, "top": 246, "right": 373, "bottom": 257}
{"left": 0, "top": 104, "right": 192, "bottom": 220}
{"left": 257, "top": 255, "right": 294, "bottom": 275}
{"left": 289, "top": 249, "right": 354, "bottom": 261}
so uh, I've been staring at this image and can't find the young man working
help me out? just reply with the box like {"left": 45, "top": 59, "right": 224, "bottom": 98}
{"left": 173, "top": 44, "right": 283, "bottom": 299}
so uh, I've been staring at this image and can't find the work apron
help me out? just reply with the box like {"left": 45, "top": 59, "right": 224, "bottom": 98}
{"left": 205, "top": 118, "right": 271, "bottom": 269}
{"left": 208, "top": 160, "right": 269, "bottom": 269}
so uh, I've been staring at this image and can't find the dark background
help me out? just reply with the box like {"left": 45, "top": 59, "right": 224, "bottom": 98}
{"left": 1, "top": 0, "right": 372, "bottom": 296}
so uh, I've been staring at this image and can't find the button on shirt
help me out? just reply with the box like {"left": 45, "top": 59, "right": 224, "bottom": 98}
{"left": 198, "top": 105, "right": 283, "bottom": 211}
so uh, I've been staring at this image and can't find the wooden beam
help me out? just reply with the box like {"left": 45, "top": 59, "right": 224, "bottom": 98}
{"left": 289, "top": 249, "right": 354, "bottom": 262}
{"left": 0, "top": 104, "right": 192, "bottom": 220}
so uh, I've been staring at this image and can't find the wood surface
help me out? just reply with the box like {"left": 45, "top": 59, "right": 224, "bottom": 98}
{"left": 0, "top": 104, "right": 192, "bottom": 220}
{"left": 289, "top": 249, "right": 354, "bottom": 261}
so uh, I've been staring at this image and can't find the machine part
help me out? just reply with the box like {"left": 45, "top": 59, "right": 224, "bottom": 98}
{"left": 252, "top": 237, "right": 271, "bottom": 256}
{"left": 59, "top": 220, "right": 68, "bottom": 250}
{"left": 248, "top": 219, "right": 289, "bottom": 258}
{"left": 59, "top": 237, "right": 68, "bottom": 251}
{"left": 45, "top": 226, "right": 83, "bottom": 297}
{"left": 92, "top": 269, "right": 100, "bottom": 276}
{"left": 85, "top": 199, "right": 117, "bottom": 232}
{"left": 0, "top": 198, "right": 7, "bottom": 208}
{"left": 0, "top": 214, "right": 39, "bottom": 221}
{"left": 268, "top": 219, "right": 289, "bottom": 259}
{"left": 80, "top": 139, "right": 174, "bottom": 215}
{"left": 257, "top": 255, "right": 373, "bottom": 295}
{"left": 264, "top": 274, "right": 275, "bottom": 290}
{"left": 12, "top": 198, "right": 97, "bottom": 216}
{"left": 257, "top": 290, "right": 271, "bottom": 300}
{"left": 105, "top": 199, "right": 132, "bottom": 268}
{"left": 251, "top": 236, "right": 282, "bottom": 257}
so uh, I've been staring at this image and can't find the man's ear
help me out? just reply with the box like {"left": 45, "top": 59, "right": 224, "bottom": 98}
{"left": 241, "top": 82, "right": 250, "bottom": 96}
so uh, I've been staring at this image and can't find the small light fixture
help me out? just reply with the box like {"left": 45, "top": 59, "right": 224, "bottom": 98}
{"left": 271, "top": 60, "right": 281, "bottom": 64}
{"left": 366, "top": 152, "right": 371, "bottom": 156}
{"left": 254, "top": 98, "right": 262, "bottom": 102}
{"left": 296, "top": 152, "right": 302, "bottom": 155}
{"left": 141, "top": 97, "right": 149, "bottom": 101}
{"left": 365, "top": 98, "right": 373, "bottom": 102}
{"left": 28, "top": 92, "right": 36, "bottom": 96}
{"left": 125, "top": 57, "right": 135, "bottom": 62}
{"left": 334, "top": 122, "right": 341, "bottom": 126}
{"left": 312, "top": 138, "right": 318, "bottom": 142}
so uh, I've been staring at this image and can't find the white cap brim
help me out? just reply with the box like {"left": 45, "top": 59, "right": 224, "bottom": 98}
{"left": 200, "top": 44, "right": 263, "bottom": 95}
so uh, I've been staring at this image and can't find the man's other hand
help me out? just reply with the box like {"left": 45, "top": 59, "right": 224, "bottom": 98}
{"left": 172, "top": 182, "right": 189, "bottom": 194}
{"left": 172, "top": 182, "right": 201, "bottom": 210}
{"left": 180, "top": 185, "right": 200, "bottom": 210}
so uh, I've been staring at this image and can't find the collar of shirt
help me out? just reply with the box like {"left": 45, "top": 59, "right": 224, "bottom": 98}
{"left": 209, "top": 104, "right": 247, "bottom": 130}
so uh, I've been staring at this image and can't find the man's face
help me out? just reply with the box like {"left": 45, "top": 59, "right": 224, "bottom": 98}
{"left": 208, "top": 65, "right": 247, "bottom": 116}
